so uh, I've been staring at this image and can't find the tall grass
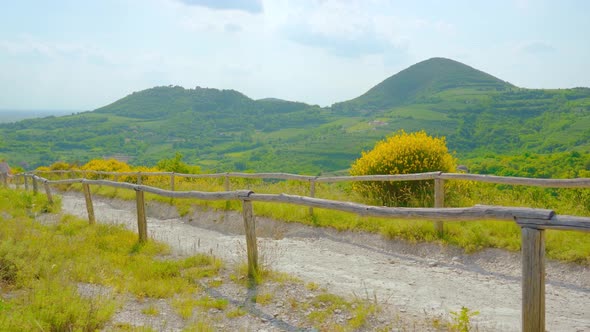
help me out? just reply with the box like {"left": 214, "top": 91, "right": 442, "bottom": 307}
{"left": 0, "top": 188, "right": 223, "bottom": 331}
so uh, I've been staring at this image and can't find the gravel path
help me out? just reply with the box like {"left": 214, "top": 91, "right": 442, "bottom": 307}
{"left": 59, "top": 191, "right": 590, "bottom": 331}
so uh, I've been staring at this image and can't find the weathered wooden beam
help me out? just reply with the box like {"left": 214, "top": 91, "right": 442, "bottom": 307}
{"left": 520, "top": 225, "right": 545, "bottom": 332}
{"left": 31, "top": 169, "right": 590, "bottom": 189}
{"left": 516, "top": 215, "right": 590, "bottom": 232}
{"left": 241, "top": 197, "right": 258, "bottom": 281}
{"left": 440, "top": 173, "right": 590, "bottom": 188}
{"left": 45, "top": 178, "right": 83, "bottom": 185}
{"left": 248, "top": 193, "right": 555, "bottom": 221}
{"left": 136, "top": 189, "right": 148, "bottom": 243}
{"left": 434, "top": 178, "right": 444, "bottom": 234}
{"left": 83, "top": 183, "right": 96, "bottom": 225}
{"left": 32, "top": 176, "right": 38, "bottom": 195}
{"left": 43, "top": 180, "right": 53, "bottom": 204}
{"left": 317, "top": 172, "right": 441, "bottom": 183}
{"left": 309, "top": 179, "right": 316, "bottom": 216}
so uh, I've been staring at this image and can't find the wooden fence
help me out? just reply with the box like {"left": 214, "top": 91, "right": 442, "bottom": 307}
{"left": 25, "top": 169, "right": 590, "bottom": 234}
{"left": 11, "top": 171, "right": 590, "bottom": 332}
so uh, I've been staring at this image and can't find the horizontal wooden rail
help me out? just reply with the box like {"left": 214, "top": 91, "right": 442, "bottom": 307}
{"left": 516, "top": 215, "right": 590, "bottom": 232}
{"left": 439, "top": 173, "right": 590, "bottom": 188}
{"left": 45, "top": 178, "right": 83, "bottom": 185}
{"left": 80, "top": 179, "right": 252, "bottom": 200}
{"left": 247, "top": 193, "right": 557, "bottom": 222}
{"left": 31, "top": 169, "right": 590, "bottom": 188}
{"left": 317, "top": 172, "right": 441, "bottom": 183}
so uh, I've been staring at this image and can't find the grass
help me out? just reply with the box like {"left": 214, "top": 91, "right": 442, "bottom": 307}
{"left": 306, "top": 292, "right": 379, "bottom": 331}
{"left": 0, "top": 187, "right": 224, "bottom": 331}
{"left": 172, "top": 294, "right": 228, "bottom": 319}
{"left": 141, "top": 304, "right": 159, "bottom": 316}
{"left": 251, "top": 292, "right": 273, "bottom": 305}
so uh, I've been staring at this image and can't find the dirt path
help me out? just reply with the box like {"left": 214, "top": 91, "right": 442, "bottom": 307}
{"left": 59, "top": 191, "right": 590, "bottom": 331}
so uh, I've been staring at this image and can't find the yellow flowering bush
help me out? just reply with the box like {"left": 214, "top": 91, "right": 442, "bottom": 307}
{"left": 350, "top": 130, "right": 456, "bottom": 206}
{"left": 81, "top": 159, "right": 134, "bottom": 181}
{"left": 133, "top": 165, "right": 166, "bottom": 187}
{"left": 36, "top": 161, "right": 78, "bottom": 180}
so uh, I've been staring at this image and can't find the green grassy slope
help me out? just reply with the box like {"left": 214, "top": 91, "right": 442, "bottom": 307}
{"left": 331, "top": 57, "right": 513, "bottom": 113}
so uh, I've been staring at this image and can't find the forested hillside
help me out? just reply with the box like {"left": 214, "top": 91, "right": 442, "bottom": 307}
{"left": 1, "top": 57, "right": 589, "bottom": 175}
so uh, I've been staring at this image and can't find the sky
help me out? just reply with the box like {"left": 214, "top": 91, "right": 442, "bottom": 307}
{"left": 1, "top": 0, "right": 589, "bottom": 111}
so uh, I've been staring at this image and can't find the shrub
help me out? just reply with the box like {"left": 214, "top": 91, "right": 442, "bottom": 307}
{"left": 350, "top": 130, "right": 456, "bottom": 206}
{"left": 156, "top": 152, "right": 201, "bottom": 174}
{"left": 81, "top": 159, "right": 133, "bottom": 181}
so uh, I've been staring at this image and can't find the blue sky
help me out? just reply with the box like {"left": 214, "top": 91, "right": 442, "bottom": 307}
{"left": 1, "top": 0, "right": 588, "bottom": 110}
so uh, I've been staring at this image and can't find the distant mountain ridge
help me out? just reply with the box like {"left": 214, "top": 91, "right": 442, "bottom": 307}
{"left": 1, "top": 57, "right": 589, "bottom": 173}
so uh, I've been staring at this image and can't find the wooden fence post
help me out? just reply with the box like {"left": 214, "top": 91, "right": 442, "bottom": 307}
{"left": 135, "top": 188, "right": 148, "bottom": 243}
{"left": 309, "top": 179, "right": 316, "bottom": 216}
{"left": 224, "top": 174, "right": 231, "bottom": 210}
{"left": 43, "top": 180, "right": 53, "bottom": 204}
{"left": 170, "top": 173, "right": 175, "bottom": 191}
{"left": 240, "top": 192, "right": 258, "bottom": 281}
{"left": 24, "top": 174, "right": 29, "bottom": 191}
{"left": 137, "top": 172, "right": 142, "bottom": 185}
{"left": 14, "top": 175, "right": 20, "bottom": 189}
{"left": 520, "top": 224, "right": 545, "bottom": 332}
{"left": 224, "top": 174, "right": 230, "bottom": 191}
{"left": 1, "top": 173, "right": 6, "bottom": 187}
{"left": 83, "top": 183, "right": 96, "bottom": 225}
{"left": 32, "top": 176, "right": 38, "bottom": 195}
{"left": 434, "top": 177, "right": 444, "bottom": 234}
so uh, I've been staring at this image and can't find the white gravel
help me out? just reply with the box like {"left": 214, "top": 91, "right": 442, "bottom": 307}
{"left": 59, "top": 191, "right": 590, "bottom": 332}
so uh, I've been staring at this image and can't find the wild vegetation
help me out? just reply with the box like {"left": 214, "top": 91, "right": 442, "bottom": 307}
{"left": 0, "top": 58, "right": 589, "bottom": 175}
{"left": 33, "top": 154, "right": 590, "bottom": 264}
{"left": 0, "top": 188, "right": 229, "bottom": 330}
{"left": 2, "top": 187, "right": 466, "bottom": 331}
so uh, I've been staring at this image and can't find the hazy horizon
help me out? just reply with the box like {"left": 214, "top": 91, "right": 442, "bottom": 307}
{"left": 0, "top": 109, "right": 77, "bottom": 123}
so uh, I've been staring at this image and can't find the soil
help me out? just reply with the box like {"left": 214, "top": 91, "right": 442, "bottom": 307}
{"left": 55, "top": 191, "right": 590, "bottom": 331}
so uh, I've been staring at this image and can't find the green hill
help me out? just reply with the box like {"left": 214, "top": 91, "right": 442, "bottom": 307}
{"left": 1, "top": 58, "right": 589, "bottom": 175}
{"left": 333, "top": 57, "right": 513, "bottom": 113}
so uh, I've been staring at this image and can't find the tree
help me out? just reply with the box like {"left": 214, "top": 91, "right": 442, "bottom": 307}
{"left": 156, "top": 153, "right": 201, "bottom": 174}
{"left": 350, "top": 130, "right": 456, "bottom": 206}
